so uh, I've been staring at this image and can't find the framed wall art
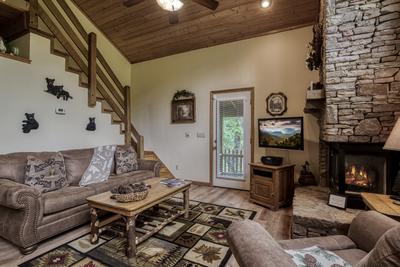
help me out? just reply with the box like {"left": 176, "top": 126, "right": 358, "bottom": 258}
{"left": 171, "top": 90, "right": 196, "bottom": 124}
{"left": 266, "top": 92, "right": 287, "bottom": 116}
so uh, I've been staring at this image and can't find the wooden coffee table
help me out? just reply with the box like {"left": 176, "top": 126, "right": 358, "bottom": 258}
{"left": 361, "top": 193, "right": 400, "bottom": 221}
{"left": 86, "top": 177, "right": 191, "bottom": 258}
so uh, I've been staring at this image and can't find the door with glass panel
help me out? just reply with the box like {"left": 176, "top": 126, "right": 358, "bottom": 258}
{"left": 211, "top": 89, "right": 252, "bottom": 190}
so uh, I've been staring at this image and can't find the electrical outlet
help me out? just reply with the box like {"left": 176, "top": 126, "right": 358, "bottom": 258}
{"left": 55, "top": 107, "right": 66, "bottom": 115}
{"left": 185, "top": 132, "right": 191, "bottom": 138}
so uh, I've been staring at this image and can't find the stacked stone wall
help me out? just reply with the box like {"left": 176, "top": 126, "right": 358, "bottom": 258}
{"left": 323, "top": 0, "right": 400, "bottom": 143}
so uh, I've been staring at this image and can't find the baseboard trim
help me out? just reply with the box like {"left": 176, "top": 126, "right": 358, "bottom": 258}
{"left": 186, "top": 180, "right": 211, "bottom": 186}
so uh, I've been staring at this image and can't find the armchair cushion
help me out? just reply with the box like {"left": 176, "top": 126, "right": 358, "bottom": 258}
{"left": 355, "top": 226, "right": 400, "bottom": 267}
{"left": 348, "top": 211, "right": 399, "bottom": 252}
{"left": 227, "top": 220, "right": 296, "bottom": 267}
{"left": 285, "top": 246, "right": 352, "bottom": 267}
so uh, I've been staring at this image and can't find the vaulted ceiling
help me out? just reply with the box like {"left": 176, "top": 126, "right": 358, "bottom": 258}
{"left": 72, "top": 0, "right": 319, "bottom": 63}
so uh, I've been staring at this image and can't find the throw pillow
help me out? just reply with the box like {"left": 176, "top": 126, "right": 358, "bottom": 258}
{"left": 24, "top": 153, "right": 68, "bottom": 193}
{"left": 79, "top": 145, "right": 116, "bottom": 186}
{"left": 285, "top": 246, "right": 351, "bottom": 267}
{"left": 115, "top": 145, "right": 138, "bottom": 175}
{"left": 355, "top": 226, "right": 400, "bottom": 267}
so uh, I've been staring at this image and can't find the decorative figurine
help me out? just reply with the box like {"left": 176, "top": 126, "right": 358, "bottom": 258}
{"left": 22, "top": 113, "right": 39, "bottom": 134}
{"left": 86, "top": 117, "right": 96, "bottom": 131}
{"left": 0, "top": 36, "right": 7, "bottom": 53}
{"left": 45, "top": 78, "right": 73, "bottom": 101}
{"left": 298, "top": 161, "right": 317, "bottom": 186}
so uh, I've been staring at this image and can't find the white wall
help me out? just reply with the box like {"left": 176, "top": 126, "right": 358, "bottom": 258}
{"left": 131, "top": 26, "right": 320, "bottom": 184}
{"left": 0, "top": 34, "right": 124, "bottom": 153}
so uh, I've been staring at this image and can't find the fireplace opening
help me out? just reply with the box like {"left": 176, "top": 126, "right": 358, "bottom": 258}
{"left": 345, "top": 155, "right": 386, "bottom": 193}
{"left": 328, "top": 143, "right": 399, "bottom": 209}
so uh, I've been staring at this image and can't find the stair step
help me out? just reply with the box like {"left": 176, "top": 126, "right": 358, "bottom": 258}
{"left": 101, "top": 101, "right": 113, "bottom": 113}
{"left": 51, "top": 39, "right": 68, "bottom": 58}
{"left": 79, "top": 73, "right": 89, "bottom": 88}
{"left": 66, "top": 57, "right": 82, "bottom": 74}
{"left": 37, "top": 17, "right": 53, "bottom": 37}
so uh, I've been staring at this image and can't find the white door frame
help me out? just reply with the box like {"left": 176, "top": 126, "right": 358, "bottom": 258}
{"left": 209, "top": 88, "right": 254, "bottom": 190}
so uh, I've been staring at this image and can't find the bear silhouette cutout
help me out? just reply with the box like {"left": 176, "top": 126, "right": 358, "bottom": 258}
{"left": 86, "top": 117, "right": 96, "bottom": 131}
{"left": 22, "top": 113, "right": 39, "bottom": 133}
{"left": 45, "top": 78, "right": 73, "bottom": 101}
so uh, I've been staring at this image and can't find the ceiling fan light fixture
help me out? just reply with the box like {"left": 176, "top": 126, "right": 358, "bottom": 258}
{"left": 260, "top": 0, "right": 272, "bottom": 9}
{"left": 156, "top": 0, "right": 184, "bottom": 11}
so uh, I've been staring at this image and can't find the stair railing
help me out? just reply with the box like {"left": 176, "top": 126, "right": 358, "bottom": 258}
{"left": 29, "top": 0, "right": 144, "bottom": 157}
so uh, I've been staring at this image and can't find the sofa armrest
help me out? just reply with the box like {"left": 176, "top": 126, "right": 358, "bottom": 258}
{"left": 138, "top": 159, "right": 162, "bottom": 177}
{"left": 348, "top": 211, "right": 400, "bottom": 253}
{"left": 227, "top": 220, "right": 296, "bottom": 267}
{"left": 0, "top": 178, "right": 41, "bottom": 209}
{"left": 0, "top": 178, "right": 42, "bottom": 249}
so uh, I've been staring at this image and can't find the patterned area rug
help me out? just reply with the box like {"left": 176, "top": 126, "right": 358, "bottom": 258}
{"left": 20, "top": 198, "right": 256, "bottom": 267}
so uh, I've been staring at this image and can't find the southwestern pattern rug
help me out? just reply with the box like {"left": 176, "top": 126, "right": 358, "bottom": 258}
{"left": 20, "top": 198, "right": 256, "bottom": 267}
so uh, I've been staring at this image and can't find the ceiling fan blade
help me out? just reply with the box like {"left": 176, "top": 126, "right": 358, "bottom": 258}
{"left": 123, "top": 0, "right": 145, "bottom": 7}
{"left": 192, "top": 0, "right": 219, "bottom": 10}
{"left": 169, "top": 12, "right": 180, "bottom": 24}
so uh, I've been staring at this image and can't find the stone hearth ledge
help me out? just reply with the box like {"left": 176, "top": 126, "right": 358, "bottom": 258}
{"left": 292, "top": 186, "right": 361, "bottom": 238}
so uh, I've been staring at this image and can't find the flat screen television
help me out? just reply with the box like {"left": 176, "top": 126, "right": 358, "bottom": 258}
{"left": 258, "top": 117, "right": 304, "bottom": 150}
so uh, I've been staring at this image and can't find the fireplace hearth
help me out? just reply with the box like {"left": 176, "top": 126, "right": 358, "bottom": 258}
{"left": 328, "top": 143, "right": 400, "bottom": 209}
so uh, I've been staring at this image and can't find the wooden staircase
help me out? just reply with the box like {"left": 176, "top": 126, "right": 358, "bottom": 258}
{"left": 26, "top": 0, "right": 144, "bottom": 156}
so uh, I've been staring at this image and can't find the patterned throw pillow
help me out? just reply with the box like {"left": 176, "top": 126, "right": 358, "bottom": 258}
{"left": 285, "top": 246, "right": 351, "bottom": 267}
{"left": 115, "top": 146, "right": 138, "bottom": 175}
{"left": 24, "top": 153, "right": 68, "bottom": 193}
{"left": 79, "top": 145, "right": 117, "bottom": 186}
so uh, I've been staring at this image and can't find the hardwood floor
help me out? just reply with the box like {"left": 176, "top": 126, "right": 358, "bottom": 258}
{"left": 0, "top": 185, "right": 292, "bottom": 267}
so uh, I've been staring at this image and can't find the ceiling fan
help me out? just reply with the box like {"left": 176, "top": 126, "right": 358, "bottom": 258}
{"left": 123, "top": 0, "right": 219, "bottom": 24}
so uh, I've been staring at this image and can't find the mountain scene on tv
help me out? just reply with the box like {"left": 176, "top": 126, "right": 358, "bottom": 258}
{"left": 259, "top": 118, "right": 303, "bottom": 149}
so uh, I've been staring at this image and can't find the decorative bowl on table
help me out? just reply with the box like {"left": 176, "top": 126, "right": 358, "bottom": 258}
{"left": 111, "top": 182, "right": 149, "bottom": 203}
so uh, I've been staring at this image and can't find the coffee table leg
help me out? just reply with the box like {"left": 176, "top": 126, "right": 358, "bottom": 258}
{"left": 90, "top": 208, "right": 99, "bottom": 244}
{"left": 183, "top": 189, "right": 190, "bottom": 219}
{"left": 126, "top": 216, "right": 137, "bottom": 258}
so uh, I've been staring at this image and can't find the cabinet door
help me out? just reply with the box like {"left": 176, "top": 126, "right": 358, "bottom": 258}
{"left": 251, "top": 177, "right": 274, "bottom": 204}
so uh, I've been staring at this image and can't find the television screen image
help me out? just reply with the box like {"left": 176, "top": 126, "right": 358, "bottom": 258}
{"left": 258, "top": 117, "right": 304, "bottom": 150}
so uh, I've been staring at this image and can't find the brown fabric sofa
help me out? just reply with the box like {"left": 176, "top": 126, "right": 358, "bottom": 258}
{"left": 227, "top": 211, "right": 400, "bottom": 267}
{"left": 0, "top": 147, "right": 161, "bottom": 254}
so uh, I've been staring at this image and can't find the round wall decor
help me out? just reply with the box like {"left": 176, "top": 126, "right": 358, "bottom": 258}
{"left": 266, "top": 92, "right": 287, "bottom": 116}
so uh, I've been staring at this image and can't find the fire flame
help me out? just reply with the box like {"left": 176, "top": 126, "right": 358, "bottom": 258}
{"left": 346, "top": 165, "right": 371, "bottom": 188}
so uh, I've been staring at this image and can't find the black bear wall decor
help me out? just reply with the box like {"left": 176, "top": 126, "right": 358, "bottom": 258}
{"left": 86, "top": 117, "right": 96, "bottom": 131}
{"left": 22, "top": 113, "right": 39, "bottom": 133}
{"left": 45, "top": 78, "right": 73, "bottom": 101}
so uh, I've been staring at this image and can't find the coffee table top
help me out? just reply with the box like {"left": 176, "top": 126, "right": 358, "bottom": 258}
{"left": 361, "top": 193, "right": 400, "bottom": 219}
{"left": 87, "top": 177, "right": 191, "bottom": 216}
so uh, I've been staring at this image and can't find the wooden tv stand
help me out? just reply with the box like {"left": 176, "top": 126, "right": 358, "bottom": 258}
{"left": 249, "top": 162, "right": 295, "bottom": 211}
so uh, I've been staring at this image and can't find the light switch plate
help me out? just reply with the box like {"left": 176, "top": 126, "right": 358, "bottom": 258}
{"left": 55, "top": 107, "right": 66, "bottom": 115}
{"left": 197, "top": 132, "right": 206, "bottom": 138}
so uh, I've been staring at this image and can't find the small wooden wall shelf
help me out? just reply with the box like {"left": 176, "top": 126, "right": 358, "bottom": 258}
{"left": 0, "top": 52, "right": 31, "bottom": 64}
{"left": 249, "top": 162, "right": 295, "bottom": 211}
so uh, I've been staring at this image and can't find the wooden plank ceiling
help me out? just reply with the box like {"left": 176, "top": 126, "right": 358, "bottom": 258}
{"left": 72, "top": 0, "right": 319, "bottom": 63}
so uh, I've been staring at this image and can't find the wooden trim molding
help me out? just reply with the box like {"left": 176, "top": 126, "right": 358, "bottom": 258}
{"left": 209, "top": 87, "right": 255, "bottom": 186}
{"left": 0, "top": 52, "right": 31, "bottom": 64}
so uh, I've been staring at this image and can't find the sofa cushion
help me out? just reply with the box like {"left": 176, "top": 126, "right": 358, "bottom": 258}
{"left": 25, "top": 153, "right": 68, "bottom": 193}
{"left": 115, "top": 145, "right": 138, "bottom": 175}
{"left": 62, "top": 148, "right": 93, "bottom": 186}
{"left": 43, "top": 186, "right": 95, "bottom": 215}
{"left": 79, "top": 145, "right": 116, "bottom": 186}
{"left": 335, "top": 249, "right": 368, "bottom": 266}
{"left": 0, "top": 152, "right": 57, "bottom": 184}
{"left": 279, "top": 235, "right": 357, "bottom": 251}
{"left": 355, "top": 226, "right": 400, "bottom": 267}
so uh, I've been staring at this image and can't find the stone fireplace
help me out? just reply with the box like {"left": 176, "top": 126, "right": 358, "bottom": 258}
{"left": 318, "top": 0, "right": 400, "bottom": 189}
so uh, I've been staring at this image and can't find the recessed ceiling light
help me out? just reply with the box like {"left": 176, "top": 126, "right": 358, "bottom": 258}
{"left": 260, "top": 0, "right": 272, "bottom": 9}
